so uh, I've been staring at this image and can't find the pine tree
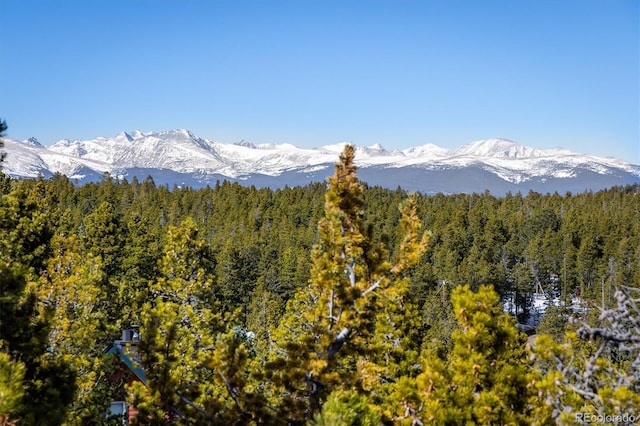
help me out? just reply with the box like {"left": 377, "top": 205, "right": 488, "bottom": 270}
{"left": 0, "top": 185, "right": 76, "bottom": 425}
{"left": 82, "top": 201, "right": 126, "bottom": 327}
{"left": 32, "top": 234, "right": 115, "bottom": 424}
{"left": 0, "top": 351, "right": 25, "bottom": 424}
{"left": 129, "top": 218, "right": 223, "bottom": 424}
{"left": 245, "top": 277, "right": 284, "bottom": 361}
{"left": 420, "top": 283, "right": 457, "bottom": 360}
{"left": 310, "top": 389, "right": 381, "bottom": 426}
{"left": 416, "top": 284, "right": 536, "bottom": 425}
{"left": 118, "top": 211, "right": 162, "bottom": 324}
{"left": 264, "top": 145, "right": 429, "bottom": 422}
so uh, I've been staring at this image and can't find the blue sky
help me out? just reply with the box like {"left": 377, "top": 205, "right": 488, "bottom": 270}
{"left": 1, "top": 0, "right": 638, "bottom": 162}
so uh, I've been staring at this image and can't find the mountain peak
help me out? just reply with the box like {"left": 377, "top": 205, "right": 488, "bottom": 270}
{"left": 115, "top": 131, "right": 134, "bottom": 142}
{"left": 356, "top": 143, "right": 392, "bottom": 157}
{"left": 454, "top": 138, "right": 538, "bottom": 159}
{"left": 161, "top": 129, "right": 197, "bottom": 139}
{"left": 234, "top": 140, "right": 257, "bottom": 149}
{"left": 24, "top": 137, "right": 43, "bottom": 147}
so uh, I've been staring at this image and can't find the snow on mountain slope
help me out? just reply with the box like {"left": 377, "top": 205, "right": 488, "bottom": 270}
{"left": 2, "top": 138, "right": 50, "bottom": 178}
{"left": 452, "top": 138, "right": 542, "bottom": 158}
{"left": 402, "top": 143, "right": 449, "bottom": 158}
{"left": 3, "top": 137, "right": 110, "bottom": 179}
{"left": 50, "top": 129, "right": 229, "bottom": 174}
{"left": 2, "top": 130, "right": 639, "bottom": 194}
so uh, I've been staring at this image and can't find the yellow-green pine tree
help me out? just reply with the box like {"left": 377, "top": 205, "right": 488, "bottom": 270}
{"left": 266, "top": 145, "right": 428, "bottom": 422}
{"left": 32, "top": 234, "right": 114, "bottom": 424}
{"left": 129, "top": 217, "right": 223, "bottom": 424}
{"left": 417, "top": 284, "right": 536, "bottom": 425}
{"left": 0, "top": 186, "right": 76, "bottom": 425}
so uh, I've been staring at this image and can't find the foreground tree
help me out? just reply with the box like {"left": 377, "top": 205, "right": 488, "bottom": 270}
{"left": 416, "top": 285, "right": 535, "bottom": 425}
{"left": 533, "top": 286, "right": 640, "bottom": 424}
{"left": 263, "top": 145, "right": 429, "bottom": 422}
{"left": 310, "top": 389, "right": 381, "bottom": 426}
{"left": 0, "top": 187, "right": 76, "bottom": 425}
{"left": 33, "top": 235, "right": 115, "bottom": 424}
{"left": 129, "top": 218, "right": 224, "bottom": 424}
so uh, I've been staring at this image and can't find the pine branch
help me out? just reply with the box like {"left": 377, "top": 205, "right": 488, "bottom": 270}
{"left": 361, "top": 277, "right": 383, "bottom": 297}
{"left": 327, "top": 327, "right": 350, "bottom": 360}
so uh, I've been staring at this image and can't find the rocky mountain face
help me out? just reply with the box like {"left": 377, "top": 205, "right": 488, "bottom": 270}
{"left": 2, "top": 129, "right": 639, "bottom": 194}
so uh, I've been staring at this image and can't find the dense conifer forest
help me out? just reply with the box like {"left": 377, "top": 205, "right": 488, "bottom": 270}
{"left": 1, "top": 126, "right": 639, "bottom": 424}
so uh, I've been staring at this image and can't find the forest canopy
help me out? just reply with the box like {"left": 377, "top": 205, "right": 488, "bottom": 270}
{"left": 0, "top": 137, "right": 639, "bottom": 424}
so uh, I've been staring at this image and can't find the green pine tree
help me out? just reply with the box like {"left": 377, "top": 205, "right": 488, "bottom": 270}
{"left": 416, "top": 284, "right": 536, "bottom": 425}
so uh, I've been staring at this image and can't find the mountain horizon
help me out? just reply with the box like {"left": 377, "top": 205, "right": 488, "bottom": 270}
{"left": 2, "top": 129, "right": 639, "bottom": 195}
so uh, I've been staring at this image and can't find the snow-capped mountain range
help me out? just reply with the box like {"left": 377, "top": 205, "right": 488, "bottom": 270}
{"left": 2, "top": 129, "right": 639, "bottom": 194}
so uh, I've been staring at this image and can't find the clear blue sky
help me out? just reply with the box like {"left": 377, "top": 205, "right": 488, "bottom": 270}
{"left": 1, "top": 0, "right": 638, "bottom": 162}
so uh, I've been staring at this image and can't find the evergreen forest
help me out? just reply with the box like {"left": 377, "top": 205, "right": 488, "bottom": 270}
{"left": 1, "top": 121, "right": 639, "bottom": 424}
